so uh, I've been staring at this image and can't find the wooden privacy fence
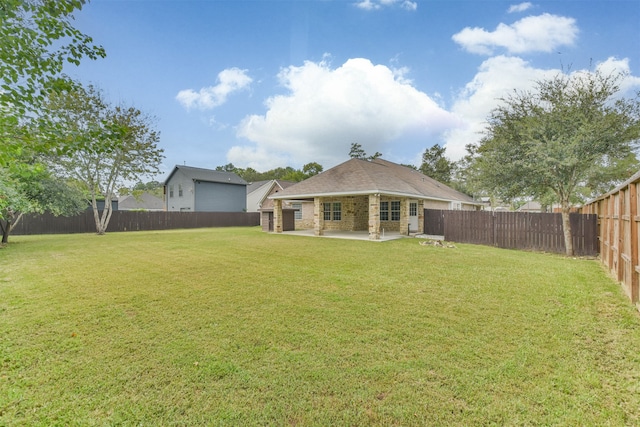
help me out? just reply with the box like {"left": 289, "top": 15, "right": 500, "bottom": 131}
{"left": 424, "top": 209, "right": 598, "bottom": 256}
{"left": 12, "top": 210, "right": 260, "bottom": 235}
{"left": 581, "top": 171, "right": 640, "bottom": 308}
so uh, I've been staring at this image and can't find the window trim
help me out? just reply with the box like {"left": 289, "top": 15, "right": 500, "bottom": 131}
{"left": 292, "top": 202, "right": 302, "bottom": 220}
{"left": 323, "top": 201, "right": 341, "bottom": 221}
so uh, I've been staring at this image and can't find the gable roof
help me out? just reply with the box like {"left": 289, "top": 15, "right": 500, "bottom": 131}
{"left": 270, "top": 158, "right": 477, "bottom": 204}
{"left": 163, "top": 165, "right": 247, "bottom": 186}
{"left": 118, "top": 192, "right": 164, "bottom": 210}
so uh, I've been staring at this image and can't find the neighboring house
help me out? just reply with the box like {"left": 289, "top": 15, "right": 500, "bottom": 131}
{"left": 88, "top": 198, "right": 118, "bottom": 211}
{"left": 269, "top": 158, "right": 482, "bottom": 240}
{"left": 118, "top": 192, "right": 165, "bottom": 211}
{"left": 517, "top": 201, "right": 544, "bottom": 213}
{"left": 246, "top": 179, "right": 296, "bottom": 212}
{"left": 246, "top": 180, "right": 311, "bottom": 231}
{"left": 479, "top": 196, "right": 511, "bottom": 212}
{"left": 164, "top": 165, "right": 247, "bottom": 212}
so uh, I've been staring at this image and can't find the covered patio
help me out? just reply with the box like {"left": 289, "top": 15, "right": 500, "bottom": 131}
{"left": 267, "top": 158, "right": 481, "bottom": 241}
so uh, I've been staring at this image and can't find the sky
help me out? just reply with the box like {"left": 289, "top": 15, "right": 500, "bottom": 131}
{"left": 64, "top": 0, "right": 640, "bottom": 180}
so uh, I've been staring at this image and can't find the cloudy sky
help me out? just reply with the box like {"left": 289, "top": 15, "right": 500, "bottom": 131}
{"left": 65, "top": 0, "right": 640, "bottom": 178}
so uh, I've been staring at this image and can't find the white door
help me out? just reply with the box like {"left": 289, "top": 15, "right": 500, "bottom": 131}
{"left": 409, "top": 201, "right": 419, "bottom": 232}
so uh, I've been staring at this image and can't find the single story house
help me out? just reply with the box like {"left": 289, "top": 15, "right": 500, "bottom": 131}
{"left": 247, "top": 179, "right": 309, "bottom": 231}
{"left": 164, "top": 165, "right": 247, "bottom": 212}
{"left": 268, "top": 158, "right": 481, "bottom": 240}
{"left": 118, "top": 192, "right": 164, "bottom": 211}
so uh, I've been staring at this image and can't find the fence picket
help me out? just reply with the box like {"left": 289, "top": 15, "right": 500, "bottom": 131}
{"left": 424, "top": 209, "right": 598, "bottom": 256}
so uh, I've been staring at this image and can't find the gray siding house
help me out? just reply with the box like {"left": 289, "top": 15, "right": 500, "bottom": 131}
{"left": 164, "top": 165, "right": 247, "bottom": 212}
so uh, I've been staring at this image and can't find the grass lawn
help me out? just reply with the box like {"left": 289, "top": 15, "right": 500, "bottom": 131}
{"left": 1, "top": 227, "right": 639, "bottom": 426}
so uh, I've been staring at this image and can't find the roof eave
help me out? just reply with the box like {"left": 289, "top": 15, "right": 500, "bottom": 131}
{"left": 270, "top": 189, "right": 481, "bottom": 205}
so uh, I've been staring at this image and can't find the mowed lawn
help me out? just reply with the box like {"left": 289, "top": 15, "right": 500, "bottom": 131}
{"left": 1, "top": 227, "right": 639, "bottom": 426}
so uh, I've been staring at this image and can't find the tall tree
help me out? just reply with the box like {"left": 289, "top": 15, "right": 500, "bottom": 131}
{"left": 0, "top": 0, "right": 105, "bottom": 243}
{"left": 349, "top": 142, "right": 381, "bottom": 160}
{"left": 470, "top": 70, "right": 640, "bottom": 255}
{"left": 419, "top": 144, "right": 454, "bottom": 184}
{"left": 47, "top": 85, "right": 164, "bottom": 235}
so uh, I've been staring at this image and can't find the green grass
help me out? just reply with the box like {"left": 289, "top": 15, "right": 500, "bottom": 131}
{"left": 1, "top": 227, "right": 639, "bottom": 426}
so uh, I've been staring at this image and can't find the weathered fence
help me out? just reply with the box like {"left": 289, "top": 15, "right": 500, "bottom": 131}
{"left": 12, "top": 210, "right": 260, "bottom": 235}
{"left": 424, "top": 209, "right": 598, "bottom": 256}
{"left": 581, "top": 171, "right": 640, "bottom": 308}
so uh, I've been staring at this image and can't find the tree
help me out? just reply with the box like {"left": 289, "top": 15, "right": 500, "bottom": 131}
{"left": 0, "top": 161, "right": 86, "bottom": 243}
{"left": 469, "top": 70, "right": 640, "bottom": 255}
{"left": 0, "top": 0, "right": 105, "bottom": 243}
{"left": 419, "top": 144, "right": 454, "bottom": 184}
{"left": 349, "top": 142, "right": 382, "bottom": 160}
{"left": 119, "top": 180, "right": 164, "bottom": 199}
{"left": 302, "top": 162, "right": 323, "bottom": 177}
{"left": 47, "top": 84, "right": 164, "bottom": 235}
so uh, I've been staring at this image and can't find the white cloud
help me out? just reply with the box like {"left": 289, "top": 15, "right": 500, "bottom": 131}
{"left": 508, "top": 2, "right": 533, "bottom": 13}
{"left": 592, "top": 57, "right": 640, "bottom": 97}
{"left": 452, "top": 13, "right": 578, "bottom": 55}
{"left": 176, "top": 68, "right": 252, "bottom": 110}
{"left": 354, "top": 0, "right": 417, "bottom": 11}
{"left": 229, "top": 58, "right": 463, "bottom": 169}
{"left": 444, "top": 56, "right": 558, "bottom": 160}
{"left": 442, "top": 56, "right": 640, "bottom": 161}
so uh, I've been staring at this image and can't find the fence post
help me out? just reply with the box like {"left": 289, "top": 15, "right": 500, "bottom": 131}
{"left": 630, "top": 183, "right": 639, "bottom": 303}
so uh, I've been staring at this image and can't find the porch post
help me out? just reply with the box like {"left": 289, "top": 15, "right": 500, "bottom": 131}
{"left": 314, "top": 197, "right": 324, "bottom": 236}
{"left": 417, "top": 201, "right": 424, "bottom": 234}
{"left": 368, "top": 193, "right": 380, "bottom": 240}
{"left": 400, "top": 199, "right": 409, "bottom": 235}
{"left": 273, "top": 199, "right": 283, "bottom": 233}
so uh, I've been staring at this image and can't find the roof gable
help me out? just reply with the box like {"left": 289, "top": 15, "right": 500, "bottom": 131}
{"left": 164, "top": 165, "right": 247, "bottom": 186}
{"left": 271, "top": 158, "right": 476, "bottom": 204}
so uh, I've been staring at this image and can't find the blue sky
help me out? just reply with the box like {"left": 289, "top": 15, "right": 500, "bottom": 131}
{"left": 64, "top": 0, "right": 640, "bottom": 179}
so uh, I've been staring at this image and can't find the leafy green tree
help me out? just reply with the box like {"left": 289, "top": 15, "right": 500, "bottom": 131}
{"left": 419, "top": 144, "right": 454, "bottom": 184}
{"left": 0, "top": 0, "right": 105, "bottom": 242}
{"left": 469, "top": 70, "right": 640, "bottom": 255}
{"left": 0, "top": 162, "right": 86, "bottom": 243}
{"left": 119, "top": 180, "right": 164, "bottom": 199}
{"left": 302, "top": 162, "right": 323, "bottom": 177}
{"left": 47, "top": 84, "right": 164, "bottom": 235}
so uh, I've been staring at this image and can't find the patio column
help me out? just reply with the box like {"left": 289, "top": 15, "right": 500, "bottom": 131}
{"left": 273, "top": 199, "right": 283, "bottom": 233}
{"left": 368, "top": 193, "right": 380, "bottom": 240}
{"left": 400, "top": 199, "right": 409, "bottom": 235}
{"left": 417, "top": 202, "right": 424, "bottom": 234}
{"left": 314, "top": 197, "right": 324, "bottom": 236}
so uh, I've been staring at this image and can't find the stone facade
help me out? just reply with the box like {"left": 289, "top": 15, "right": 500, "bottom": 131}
{"left": 293, "top": 201, "right": 315, "bottom": 229}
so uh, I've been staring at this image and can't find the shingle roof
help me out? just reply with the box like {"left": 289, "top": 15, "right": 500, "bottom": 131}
{"left": 270, "top": 158, "right": 477, "bottom": 204}
{"left": 164, "top": 165, "right": 247, "bottom": 185}
{"left": 118, "top": 193, "right": 164, "bottom": 210}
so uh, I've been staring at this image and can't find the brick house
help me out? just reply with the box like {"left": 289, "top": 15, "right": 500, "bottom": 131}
{"left": 246, "top": 179, "right": 309, "bottom": 231}
{"left": 268, "top": 158, "right": 480, "bottom": 240}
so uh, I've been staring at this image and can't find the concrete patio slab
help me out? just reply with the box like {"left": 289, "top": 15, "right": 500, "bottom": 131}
{"left": 277, "top": 229, "right": 404, "bottom": 242}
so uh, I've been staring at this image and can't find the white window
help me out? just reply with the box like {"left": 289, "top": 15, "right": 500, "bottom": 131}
{"left": 409, "top": 202, "right": 417, "bottom": 216}
{"left": 292, "top": 203, "right": 302, "bottom": 220}
{"left": 169, "top": 185, "right": 174, "bottom": 198}
{"left": 451, "top": 201, "right": 462, "bottom": 210}
{"left": 323, "top": 203, "right": 331, "bottom": 221}
{"left": 332, "top": 202, "right": 341, "bottom": 221}
{"left": 323, "top": 202, "right": 341, "bottom": 221}
{"left": 178, "top": 184, "right": 183, "bottom": 197}
{"left": 391, "top": 201, "right": 400, "bottom": 221}
{"left": 380, "top": 201, "right": 389, "bottom": 221}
